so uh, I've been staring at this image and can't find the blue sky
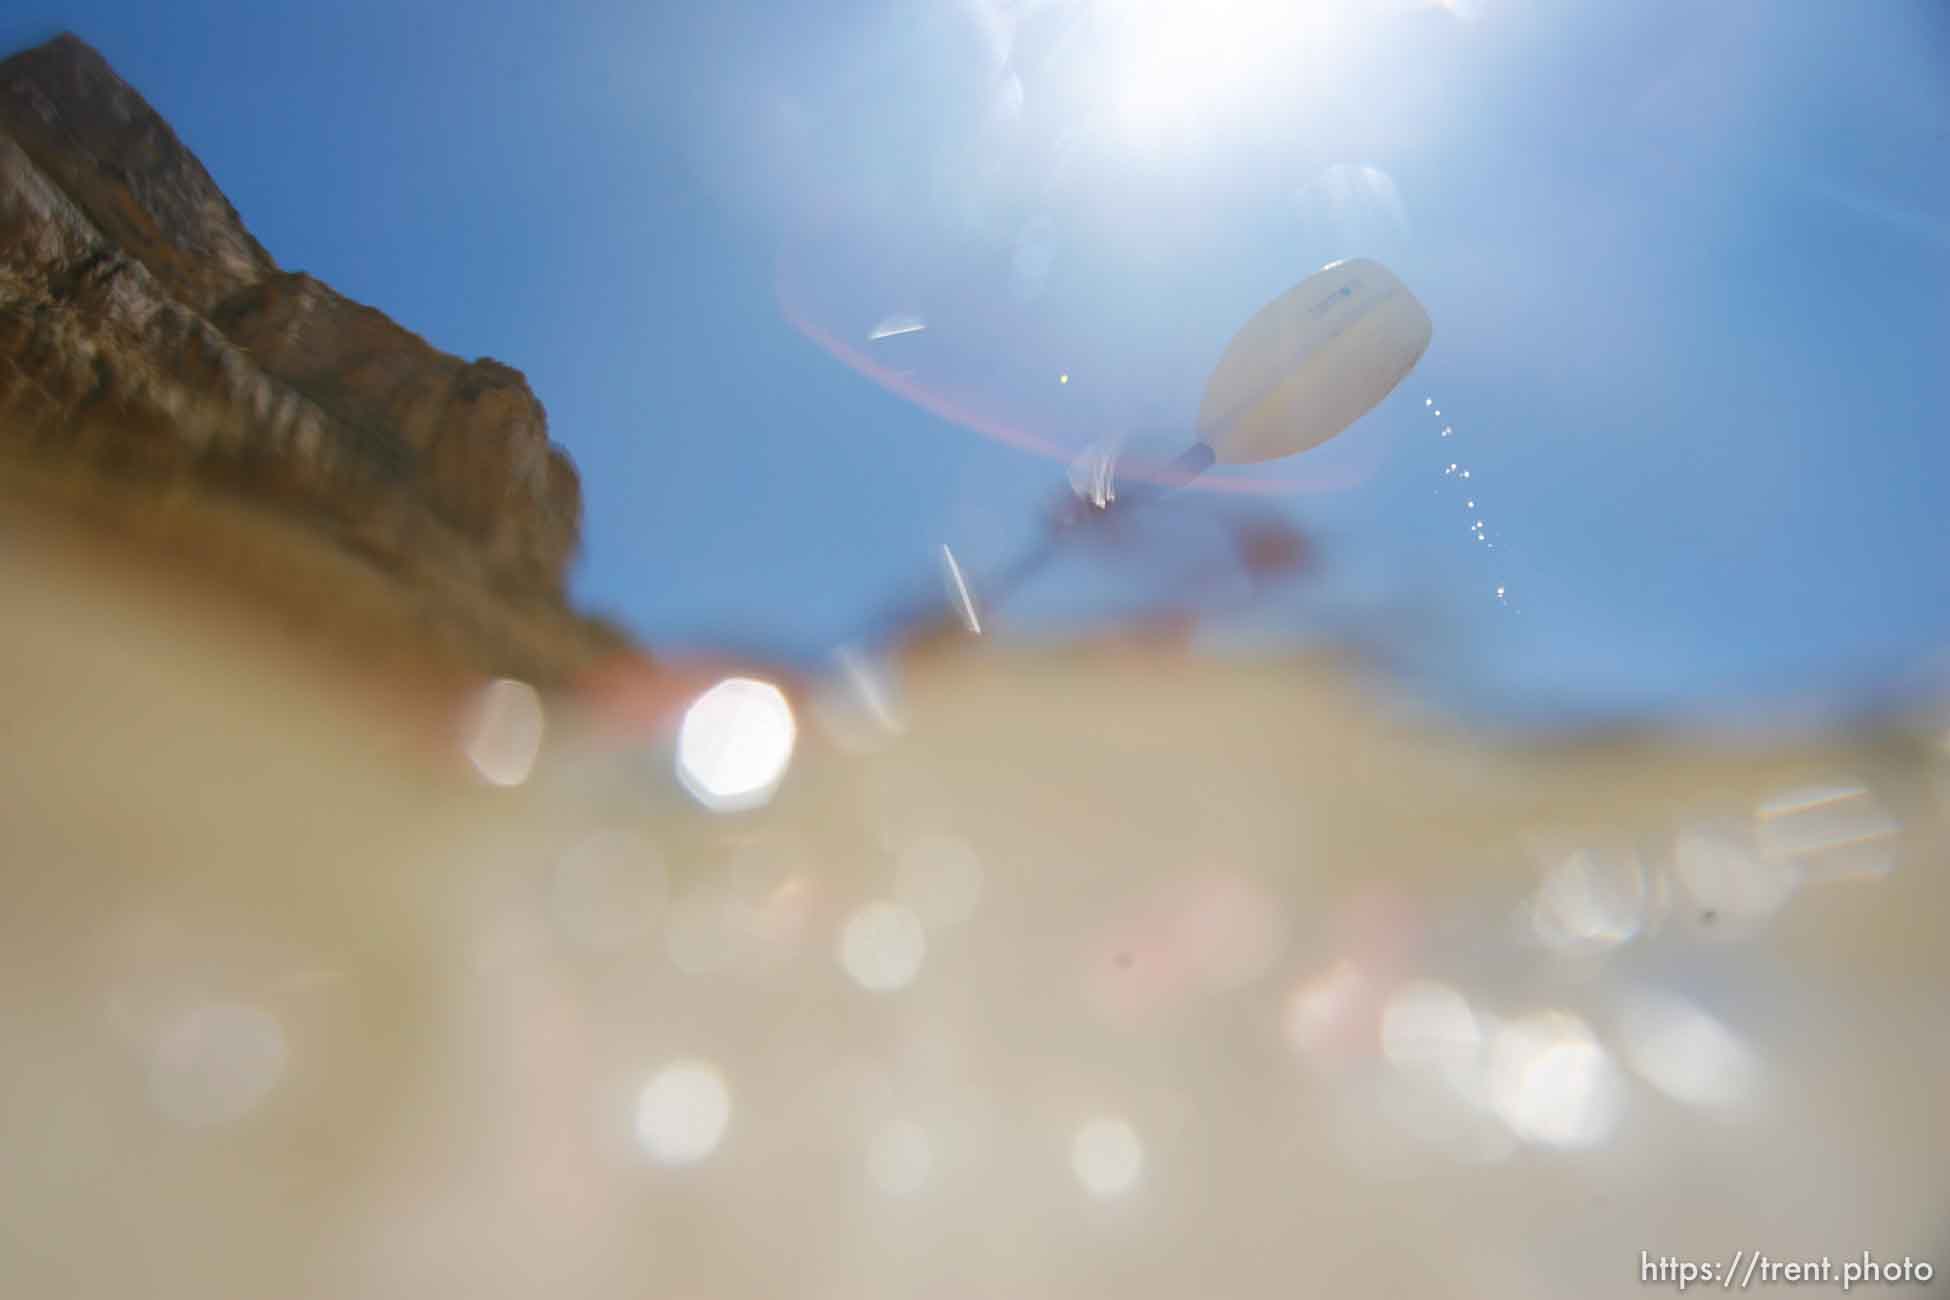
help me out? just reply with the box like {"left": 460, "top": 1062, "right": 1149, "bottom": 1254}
{"left": 6, "top": 0, "right": 1948, "bottom": 720}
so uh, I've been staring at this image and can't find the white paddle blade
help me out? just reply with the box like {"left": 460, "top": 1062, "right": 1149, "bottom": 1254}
{"left": 1196, "top": 258, "right": 1433, "bottom": 465}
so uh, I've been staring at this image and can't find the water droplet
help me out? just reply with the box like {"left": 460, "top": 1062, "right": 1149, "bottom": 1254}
{"left": 1433, "top": 410, "right": 1441, "bottom": 418}
{"left": 1496, "top": 585, "right": 1506, "bottom": 598}
{"left": 1466, "top": 500, "right": 1475, "bottom": 508}
{"left": 1441, "top": 426, "right": 1453, "bottom": 437}
{"left": 1425, "top": 398, "right": 1433, "bottom": 407}
{"left": 1460, "top": 470, "right": 1471, "bottom": 479}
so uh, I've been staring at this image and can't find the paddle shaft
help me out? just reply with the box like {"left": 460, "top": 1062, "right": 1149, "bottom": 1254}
{"left": 937, "top": 441, "right": 1219, "bottom": 631}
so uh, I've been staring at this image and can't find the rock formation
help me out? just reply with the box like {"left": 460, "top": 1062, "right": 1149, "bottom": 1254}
{"left": 0, "top": 33, "right": 626, "bottom": 681}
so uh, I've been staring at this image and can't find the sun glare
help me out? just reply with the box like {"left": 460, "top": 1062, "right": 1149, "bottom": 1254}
{"left": 1100, "top": 0, "right": 1343, "bottom": 139}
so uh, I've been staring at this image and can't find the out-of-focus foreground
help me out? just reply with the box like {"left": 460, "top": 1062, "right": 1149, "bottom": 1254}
{"left": 4, "top": 487, "right": 1946, "bottom": 1300}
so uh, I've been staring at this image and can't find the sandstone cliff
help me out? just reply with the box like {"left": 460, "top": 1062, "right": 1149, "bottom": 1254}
{"left": 1, "top": 33, "right": 625, "bottom": 681}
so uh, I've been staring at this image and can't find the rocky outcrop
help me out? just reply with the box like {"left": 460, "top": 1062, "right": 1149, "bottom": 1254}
{"left": 1, "top": 33, "right": 613, "bottom": 675}
{"left": 207, "top": 272, "right": 581, "bottom": 592}
{"left": 0, "top": 34, "right": 274, "bottom": 316}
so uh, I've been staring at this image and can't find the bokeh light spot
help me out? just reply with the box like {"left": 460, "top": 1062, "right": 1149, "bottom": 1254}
{"left": 1487, "top": 1012, "right": 1623, "bottom": 1150}
{"left": 893, "top": 834, "right": 985, "bottom": 930}
{"left": 463, "top": 677, "right": 545, "bottom": 787}
{"left": 1618, "top": 990, "right": 1760, "bottom": 1112}
{"left": 149, "top": 1001, "right": 288, "bottom": 1129}
{"left": 677, "top": 677, "right": 797, "bottom": 813}
{"left": 1071, "top": 1115, "right": 1144, "bottom": 1200}
{"left": 1530, "top": 848, "right": 1647, "bottom": 953}
{"left": 1283, "top": 959, "right": 1366, "bottom": 1057}
{"left": 1380, "top": 980, "right": 1481, "bottom": 1078}
{"left": 838, "top": 900, "right": 928, "bottom": 992}
{"left": 867, "top": 1118, "right": 934, "bottom": 1197}
{"left": 636, "top": 1059, "right": 732, "bottom": 1166}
